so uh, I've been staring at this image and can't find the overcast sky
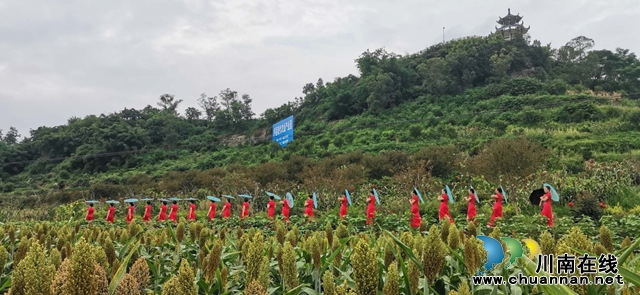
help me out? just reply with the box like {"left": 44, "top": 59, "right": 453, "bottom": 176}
{"left": 1, "top": 0, "right": 639, "bottom": 138}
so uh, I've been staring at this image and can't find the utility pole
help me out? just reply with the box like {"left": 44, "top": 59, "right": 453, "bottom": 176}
{"left": 443, "top": 27, "right": 445, "bottom": 43}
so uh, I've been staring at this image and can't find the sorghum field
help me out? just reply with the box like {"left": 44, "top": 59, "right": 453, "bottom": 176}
{"left": 1, "top": 200, "right": 640, "bottom": 295}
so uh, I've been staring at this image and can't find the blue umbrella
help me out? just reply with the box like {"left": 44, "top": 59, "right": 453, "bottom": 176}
{"left": 207, "top": 196, "right": 221, "bottom": 202}
{"left": 312, "top": 192, "right": 318, "bottom": 209}
{"left": 170, "top": 197, "right": 182, "bottom": 201}
{"left": 185, "top": 198, "right": 198, "bottom": 201}
{"left": 470, "top": 185, "right": 480, "bottom": 203}
{"left": 223, "top": 195, "right": 235, "bottom": 199}
{"left": 285, "top": 193, "right": 294, "bottom": 208}
{"left": 266, "top": 192, "right": 282, "bottom": 200}
{"left": 159, "top": 199, "right": 169, "bottom": 202}
{"left": 106, "top": 200, "right": 120, "bottom": 204}
{"left": 85, "top": 200, "right": 99, "bottom": 204}
{"left": 239, "top": 194, "right": 253, "bottom": 199}
{"left": 124, "top": 198, "right": 139, "bottom": 203}
{"left": 413, "top": 187, "right": 425, "bottom": 203}
{"left": 372, "top": 188, "right": 380, "bottom": 204}
{"left": 141, "top": 198, "right": 153, "bottom": 201}
{"left": 543, "top": 183, "right": 559, "bottom": 202}
{"left": 500, "top": 185, "right": 508, "bottom": 203}
{"left": 345, "top": 189, "right": 352, "bottom": 206}
{"left": 445, "top": 185, "right": 454, "bottom": 203}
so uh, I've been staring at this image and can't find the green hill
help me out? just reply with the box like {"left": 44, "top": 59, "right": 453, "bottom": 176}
{"left": 2, "top": 33, "right": 640, "bottom": 211}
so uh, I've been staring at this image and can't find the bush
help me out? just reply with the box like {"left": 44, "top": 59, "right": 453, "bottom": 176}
{"left": 556, "top": 102, "right": 602, "bottom": 123}
{"left": 574, "top": 192, "right": 604, "bottom": 221}
{"left": 409, "top": 125, "right": 422, "bottom": 138}
{"left": 504, "top": 77, "right": 544, "bottom": 96}
{"left": 517, "top": 108, "right": 544, "bottom": 126}
{"left": 411, "top": 145, "right": 461, "bottom": 178}
{"left": 545, "top": 79, "right": 568, "bottom": 95}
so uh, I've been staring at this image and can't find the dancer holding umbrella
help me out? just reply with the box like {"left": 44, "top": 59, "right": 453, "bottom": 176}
{"left": 340, "top": 190, "right": 352, "bottom": 220}
{"left": 105, "top": 200, "right": 118, "bottom": 223}
{"left": 304, "top": 194, "right": 315, "bottom": 221}
{"left": 158, "top": 199, "right": 168, "bottom": 222}
{"left": 222, "top": 195, "right": 233, "bottom": 219}
{"left": 366, "top": 189, "right": 380, "bottom": 226}
{"left": 266, "top": 192, "right": 281, "bottom": 219}
{"left": 169, "top": 198, "right": 181, "bottom": 224}
{"left": 410, "top": 188, "right": 423, "bottom": 228}
{"left": 466, "top": 187, "right": 478, "bottom": 222}
{"left": 186, "top": 198, "right": 197, "bottom": 221}
{"left": 530, "top": 184, "right": 558, "bottom": 227}
{"left": 438, "top": 187, "right": 453, "bottom": 223}
{"left": 488, "top": 187, "right": 504, "bottom": 228}
{"left": 125, "top": 199, "right": 138, "bottom": 224}
{"left": 239, "top": 195, "right": 252, "bottom": 219}
{"left": 85, "top": 201, "right": 98, "bottom": 224}
{"left": 281, "top": 193, "right": 293, "bottom": 221}
{"left": 142, "top": 199, "right": 153, "bottom": 222}
{"left": 207, "top": 196, "right": 220, "bottom": 221}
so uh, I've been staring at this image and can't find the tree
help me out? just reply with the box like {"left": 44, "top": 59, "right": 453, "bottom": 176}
{"left": 3, "top": 127, "right": 20, "bottom": 145}
{"left": 157, "top": 94, "right": 183, "bottom": 116}
{"left": 240, "top": 94, "right": 255, "bottom": 120}
{"left": 198, "top": 93, "right": 220, "bottom": 121}
{"left": 185, "top": 107, "right": 202, "bottom": 121}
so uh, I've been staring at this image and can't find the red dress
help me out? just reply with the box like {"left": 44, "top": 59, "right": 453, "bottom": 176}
{"left": 489, "top": 193, "right": 503, "bottom": 227}
{"left": 439, "top": 195, "right": 452, "bottom": 223}
{"left": 282, "top": 200, "right": 290, "bottom": 221}
{"left": 410, "top": 195, "right": 421, "bottom": 228}
{"left": 268, "top": 200, "right": 276, "bottom": 219}
{"left": 187, "top": 203, "right": 196, "bottom": 221}
{"left": 86, "top": 207, "right": 94, "bottom": 221}
{"left": 126, "top": 206, "right": 134, "bottom": 224}
{"left": 143, "top": 205, "right": 151, "bottom": 222}
{"left": 106, "top": 206, "right": 115, "bottom": 223}
{"left": 208, "top": 203, "right": 216, "bottom": 220}
{"left": 339, "top": 197, "right": 348, "bottom": 220}
{"left": 241, "top": 202, "right": 249, "bottom": 219}
{"left": 541, "top": 192, "right": 553, "bottom": 227}
{"left": 169, "top": 204, "right": 178, "bottom": 222}
{"left": 467, "top": 194, "right": 477, "bottom": 221}
{"left": 222, "top": 202, "right": 231, "bottom": 218}
{"left": 366, "top": 195, "right": 376, "bottom": 225}
{"left": 158, "top": 204, "right": 167, "bottom": 221}
{"left": 305, "top": 200, "right": 314, "bottom": 219}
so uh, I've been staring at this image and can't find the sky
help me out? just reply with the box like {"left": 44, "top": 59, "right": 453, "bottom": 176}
{"left": 1, "top": 0, "right": 639, "bottom": 138}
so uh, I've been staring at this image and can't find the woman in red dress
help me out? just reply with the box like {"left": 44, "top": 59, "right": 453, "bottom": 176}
{"left": 280, "top": 198, "right": 290, "bottom": 221}
{"left": 540, "top": 186, "right": 554, "bottom": 227}
{"left": 86, "top": 203, "right": 95, "bottom": 224}
{"left": 158, "top": 201, "right": 167, "bottom": 221}
{"left": 438, "top": 189, "right": 453, "bottom": 223}
{"left": 339, "top": 193, "right": 348, "bottom": 220}
{"left": 222, "top": 199, "right": 231, "bottom": 218}
{"left": 466, "top": 188, "right": 477, "bottom": 222}
{"left": 366, "top": 191, "right": 376, "bottom": 225}
{"left": 187, "top": 200, "right": 196, "bottom": 221}
{"left": 267, "top": 196, "right": 276, "bottom": 219}
{"left": 410, "top": 190, "right": 421, "bottom": 228}
{"left": 208, "top": 199, "right": 216, "bottom": 221}
{"left": 304, "top": 194, "right": 314, "bottom": 220}
{"left": 126, "top": 203, "right": 135, "bottom": 224}
{"left": 169, "top": 201, "right": 179, "bottom": 224}
{"left": 143, "top": 201, "right": 152, "bottom": 222}
{"left": 241, "top": 199, "right": 250, "bottom": 219}
{"left": 488, "top": 187, "right": 504, "bottom": 228}
{"left": 106, "top": 203, "right": 115, "bottom": 223}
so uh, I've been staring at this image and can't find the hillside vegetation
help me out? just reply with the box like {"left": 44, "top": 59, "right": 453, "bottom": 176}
{"left": 1, "top": 34, "right": 640, "bottom": 212}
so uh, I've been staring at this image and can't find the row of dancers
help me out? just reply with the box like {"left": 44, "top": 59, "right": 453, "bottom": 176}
{"left": 85, "top": 186, "right": 555, "bottom": 228}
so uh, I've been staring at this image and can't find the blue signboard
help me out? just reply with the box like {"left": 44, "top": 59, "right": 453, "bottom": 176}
{"left": 272, "top": 115, "right": 294, "bottom": 147}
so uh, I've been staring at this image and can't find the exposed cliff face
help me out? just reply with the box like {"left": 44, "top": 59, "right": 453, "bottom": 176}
{"left": 220, "top": 128, "right": 270, "bottom": 147}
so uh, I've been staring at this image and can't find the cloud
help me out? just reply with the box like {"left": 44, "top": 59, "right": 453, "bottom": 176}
{"left": 1, "top": 0, "right": 639, "bottom": 137}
